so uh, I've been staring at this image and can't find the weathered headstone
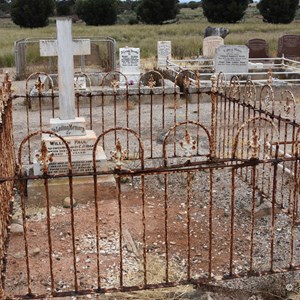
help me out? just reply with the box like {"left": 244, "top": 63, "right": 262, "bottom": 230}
{"left": 215, "top": 45, "right": 249, "bottom": 75}
{"left": 246, "top": 39, "right": 269, "bottom": 58}
{"left": 202, "top": 36, "right": 224, "bottom": 58}
{"left": 204, "top": 26, "right": 229, "bottom": 39}
{"left": 277, "top": 35, "right": 300, "bottom": 60}
{"left": 74, "top": 75, "right": 87, "bottom": 90}
{"left": 29, "top": 18, "right": 115, "bottom": 206}
{"left": 38, "top": 19, "right": 104, "bottom": 172}
{"left": 157, "top": 41, "right": 172, "bottom": 68}
{"left": 119, "top": 47, "right": 140, "bottom": 84}
{"left": 40, "top": 21, "right": 88, "bottom": 136}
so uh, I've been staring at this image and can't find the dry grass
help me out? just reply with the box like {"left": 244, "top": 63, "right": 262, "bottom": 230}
{"left": 0, "top": 6, "right": 300, "bottom": 67}
{"left": 120, "top": 254, "right": 194, "bottom": 300}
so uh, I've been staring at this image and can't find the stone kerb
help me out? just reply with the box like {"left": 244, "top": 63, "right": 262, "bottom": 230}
{"left": 202, "top": 36, "right": 224, "bottom": 59}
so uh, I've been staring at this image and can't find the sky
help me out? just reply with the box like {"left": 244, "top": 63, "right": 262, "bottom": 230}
{"left": 179, "top": 0, "right": 260, "bottom": 2}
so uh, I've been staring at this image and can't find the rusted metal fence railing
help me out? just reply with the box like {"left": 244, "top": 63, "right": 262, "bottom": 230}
{"left": 2, "top": 70, "right": 300, "bottom": 299}
{"left": 0, "top": 74, "right": 15, "bottom": 299}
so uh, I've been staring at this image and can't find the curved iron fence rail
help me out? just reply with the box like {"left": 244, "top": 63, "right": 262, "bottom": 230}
{"left": 1, "top": 70, "right": 300, "bottom": 299}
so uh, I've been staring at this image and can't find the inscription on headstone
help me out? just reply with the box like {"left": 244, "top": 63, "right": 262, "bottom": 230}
{"left": 202, "top": 36, "right": 224, "bottom": 58}
{"left": 157, "top": 41, "right": 172, "bottom": 67}
{"left": 119, "top": 47, "right": 140, "bottom": 84}
{"left": 34, "top": 132, "right": 107, "bottom": 175}
{"left": 277, "top": 35, "right": 300, "bottom": 60}
{"left": 215, "top": 45, "right": 249, "bottom": 75}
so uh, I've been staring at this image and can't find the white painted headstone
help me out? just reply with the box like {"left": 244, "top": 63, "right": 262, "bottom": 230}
{"left": 39, "top": 18, "right": 90, "bottom": 122}
{"left": 157, "top": 41, "right": 172, "bottom": 68}
{"left": 202, "top": 36, "right": 224, "bottom": 58}
{"left": 74, "top": 76, "right": 87, "bottom": 90}
{"left": 215, "top": 45, "right": 249, "bottom": 75}
{"left": 30, "top": 18, "right": 115, "bottom": 205}
{"left": 119, "top": 47, "right": 140, "bottom": 84}
{"left": 35, "top": 18, "right": 105, "bottom": 175}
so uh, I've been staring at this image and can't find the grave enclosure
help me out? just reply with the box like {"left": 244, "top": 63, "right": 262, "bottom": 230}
{"left": 1, "top": 66, "right": 300, "bottom": 299}
{"left": 2, "top": 20, "right": 300, "bottom": 300}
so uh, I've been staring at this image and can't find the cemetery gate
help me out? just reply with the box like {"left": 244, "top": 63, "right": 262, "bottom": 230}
{"left": 1, "top": 70, "right": 300, "bottom": 299}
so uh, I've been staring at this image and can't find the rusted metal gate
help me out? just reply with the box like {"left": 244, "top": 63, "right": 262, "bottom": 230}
{"left": 2, "top": 70, "right": 300, "bottom": 299}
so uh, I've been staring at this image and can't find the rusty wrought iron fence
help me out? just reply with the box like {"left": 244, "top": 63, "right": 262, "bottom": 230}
{"left": 0, "top": 74, "right": 15, "bottom": 299}
{"left": 2, "top": 70, "right": 300, "bottom": 299}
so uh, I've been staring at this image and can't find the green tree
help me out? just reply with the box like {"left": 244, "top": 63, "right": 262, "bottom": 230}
{"left": 11, "top": 0, "right": 55, "bottom": 28}
{"left": 258, "top": 0, "right": 298, "bottom": 24}
{"left": 56, "top": 0, "right": 75, "bottom": 16}
{"left": 136, "top": 0, "right": 179, "bottom": 24}
{"left": 0, "top": 0, "right": 10, "bottom": 15}
{"left": 202, "top": 0, "right": 248, "bottom": 23}
{"left": 74, "top": 0, "right": 118, "bottom": 25}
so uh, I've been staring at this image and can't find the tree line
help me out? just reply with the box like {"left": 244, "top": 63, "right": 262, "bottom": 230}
{"left": 0, "top": 0, "right": 298, "bottom": 28}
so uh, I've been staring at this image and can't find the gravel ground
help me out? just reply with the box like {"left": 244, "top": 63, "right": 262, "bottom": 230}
{"left": 4, "top": 75, "right": 300, "bottom": 299}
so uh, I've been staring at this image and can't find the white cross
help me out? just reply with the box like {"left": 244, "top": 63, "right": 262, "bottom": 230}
{"left": 40, "top": 18, "right": 91, "bottom": 120}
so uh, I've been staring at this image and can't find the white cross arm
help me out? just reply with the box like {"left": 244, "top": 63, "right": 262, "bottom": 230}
{"left": 39, "top": 39, "right": 91, "bottom": 57}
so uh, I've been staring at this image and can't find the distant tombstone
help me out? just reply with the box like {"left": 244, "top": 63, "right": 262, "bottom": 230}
{"left": 202, "top": 36, "right": 224, "bottom": 58}
{"left": 204, "top": 26, "right": 229, "bottom": 39}
{"left": 74, "top": 76, "right": 87, "bottom": 90}
{"left": 277, "top": 35, "right": 300, "bottom": 60}
{"left": 157, "top": 41, "right": 172, "bottom": 68}
{"left": 246, "top": 39, "right": 269, "bottom": 59}
{"left": 215, "top": 45, "right": 249, "bottom": 75}
{"left": 119, "top": 47, "right": 140, "bottom": 84}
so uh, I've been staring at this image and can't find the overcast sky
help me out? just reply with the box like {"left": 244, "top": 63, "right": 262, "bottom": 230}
{"left": 179, "top": 0, "right": 260, "bottom": 2}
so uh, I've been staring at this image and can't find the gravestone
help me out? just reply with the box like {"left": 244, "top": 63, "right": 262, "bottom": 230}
{"left": 215, "top": 45, "right": 249, "bottom": 76}
{"left": 29, "top": 18, "right": 115, "bottom": 206}
{"left": 39, "top": 20, "right": 90, "bottom": 124}
{"left": 119, "top": 47, "right": 140, "bottom": 84}
{"left": 204, "top": 26, "right": 229, "bottom": 39}
{"left": 74, "top": 75, "right": 87, "bottom": 90}
{"left": 157, "top": 41, "right": 172, "bottom": 68}
{"left": 202, "top": 36, "right": 224, "bottom": 58}
{"left": 277, "top": 35, "right": 300, "bottom": 60}
{"left": 246, "top": 39, "right": 269, "bottom": 58}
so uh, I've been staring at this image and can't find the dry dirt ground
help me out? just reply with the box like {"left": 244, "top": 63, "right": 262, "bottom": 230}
{"left": 4, "top": 75, "right": 300, "bottom": 299}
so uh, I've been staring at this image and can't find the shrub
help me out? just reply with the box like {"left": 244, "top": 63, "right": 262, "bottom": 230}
{"left": 128, "top": 17, "right": 139, "bottom": 25}
{"left": 258, "top": 0, "right": 298, "bottom": 24}
{"left": 74, "top": 0, "right": 118, "bottom": 26}
{"left": 136, "top": 0, "right": 179, "bottom": 25}
{"left": 202, "top": 0, "right": 248, "bottom": 23}
{"left": 56, "top": 0, "right": 74, "bottom": 16}
{"left": 10, "top": 0, "right": 55, "bottom": 28}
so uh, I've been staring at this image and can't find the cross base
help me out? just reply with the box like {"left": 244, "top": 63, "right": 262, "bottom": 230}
{"left": 50, "top": 117, "right": 86, "bottom": 136}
